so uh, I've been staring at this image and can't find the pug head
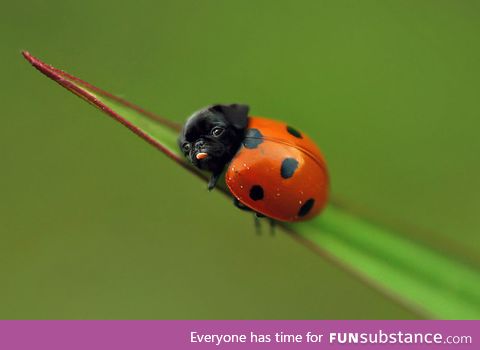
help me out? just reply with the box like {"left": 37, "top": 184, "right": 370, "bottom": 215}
{"left": 178, "top": 104, "right": 249, "bottom": 175}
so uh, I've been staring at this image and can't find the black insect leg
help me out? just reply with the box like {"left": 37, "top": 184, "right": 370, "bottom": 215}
{"left": 233, "top": 197, "right": 252, "bottom": 211}
{"left": 254, "top": 215, "right": 261, "bottom": 235}
{"left": 234, "top": 197, "right": 261, "bottom": 233}
{"left": 254, "top": 212, "right": 266, "bottom": 234}
{"left": 207, "top": 172, "right": 221, "bottom": 191}
{"left": 269, "top": 218, "right": 276, "bottom": 235}
{"left": 234, "top": 198, "right": 274, "bottom": 235}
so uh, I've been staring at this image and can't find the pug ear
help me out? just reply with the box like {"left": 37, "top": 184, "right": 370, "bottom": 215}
{"left": 211, "top": 104, "right": 249, "bottom": 130}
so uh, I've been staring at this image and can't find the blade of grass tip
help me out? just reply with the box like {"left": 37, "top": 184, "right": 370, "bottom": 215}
{"left": 23, "top": 52, "right": 480, "bottom": 319}
{"left": 21, "top": 51, "right": 202, "bottom": 179}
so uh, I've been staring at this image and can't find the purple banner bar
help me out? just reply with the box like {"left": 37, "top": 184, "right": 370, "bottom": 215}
{"left": 0, "top": 320, "right": 476, "bottom": 350}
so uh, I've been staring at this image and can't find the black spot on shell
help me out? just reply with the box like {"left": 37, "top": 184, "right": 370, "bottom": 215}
{"left": 287, "top": 125, "right": 302, "bottom": 138}
{"left": 298, "top": 198, "right": 315, "bottom": 217}
{"left": 280, "top": 158, "right": 299, "bottom": 179}
{"left": 243, "top": 128, "right": 263, "bottom": 149}
{"left": 249, "top": 185, "right": 264, "bottom": 201}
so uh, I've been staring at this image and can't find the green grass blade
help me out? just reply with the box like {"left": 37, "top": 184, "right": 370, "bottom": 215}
{"left": 290, "top": 207, "right": 480, "bottom": 319}
{"left": 23, "top": 52, "right": 480, "bottom": 319}
{"left": 22, "top": 51, "right": 199, "bottom": 179}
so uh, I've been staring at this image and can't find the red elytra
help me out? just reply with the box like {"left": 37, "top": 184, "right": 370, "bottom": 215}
{"left": 225, "top": 117, "right": 329, "bottom": 222}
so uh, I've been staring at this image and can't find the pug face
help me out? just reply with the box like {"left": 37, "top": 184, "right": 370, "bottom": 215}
{"left": 178, "top": 104, "right": 249, "bottom": 175}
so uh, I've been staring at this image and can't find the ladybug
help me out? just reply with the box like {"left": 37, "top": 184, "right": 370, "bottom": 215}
{"left": 178, "top": 104, "right": 328, "bottom": 222}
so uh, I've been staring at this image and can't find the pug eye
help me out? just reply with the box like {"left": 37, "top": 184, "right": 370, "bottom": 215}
{"left": 182, "top": 143, "right": 191, "bottom": 152}
{"left": 211, "top": 127, "right": 224, "bottom": 137}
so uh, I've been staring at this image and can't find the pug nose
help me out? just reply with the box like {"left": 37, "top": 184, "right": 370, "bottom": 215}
{"left": 195, "top": 140, "right": 205, "bottom": 149}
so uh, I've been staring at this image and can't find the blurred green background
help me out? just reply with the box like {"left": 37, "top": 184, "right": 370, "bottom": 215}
{"left": 1, "top": 0, "right": 479, "bottom": 319}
